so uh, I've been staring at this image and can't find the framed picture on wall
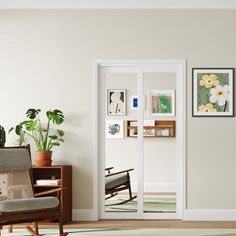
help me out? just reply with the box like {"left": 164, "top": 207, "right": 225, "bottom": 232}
{"left": 107, "top": 89, "right": 126, "bottom": 116}
{"left": 148, "top": 90, "right": 175, "bottom": 116}
{"left": 106, "top": 120, "right": 124, "bottom": 139}
{"left": 192, "top": 68, "right": 234, "bottom": 117}
{"left": 143, "top": 128, "right": 155, "bottom": 137}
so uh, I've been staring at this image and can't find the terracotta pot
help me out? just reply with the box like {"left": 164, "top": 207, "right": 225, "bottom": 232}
{"left": 35, "top": 151, "right": 52, "bottom": 167}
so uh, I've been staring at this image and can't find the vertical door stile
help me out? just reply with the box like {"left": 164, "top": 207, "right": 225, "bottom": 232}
{"left": 99, "top": 67, "right": 106, "bottom": 219}
{"left": 137, "top": 67, "right": 144, "bottom": 219}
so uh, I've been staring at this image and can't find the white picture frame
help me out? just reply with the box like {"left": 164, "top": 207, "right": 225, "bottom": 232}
{"left": 149, "top": 90, "right": 175, "bottom": 117}
{"left": 192, "top": 68, "right": 234, "bottom": 117}
{"left": 106, "top": 120, "right": 124, "bottom": 139}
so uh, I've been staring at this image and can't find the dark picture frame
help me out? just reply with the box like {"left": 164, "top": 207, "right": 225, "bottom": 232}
{"left": 192, "top": 68, "right": 234, "bottom": 117}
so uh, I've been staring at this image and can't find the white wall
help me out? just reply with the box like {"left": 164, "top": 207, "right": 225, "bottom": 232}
{"left": 1, "top": 10, "right": 236, "bottom": 214}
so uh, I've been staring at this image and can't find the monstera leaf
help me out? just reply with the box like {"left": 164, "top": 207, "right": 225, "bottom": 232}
{"left": 26, "top": 109, "right": 41, "bottom": 119}
{"left": 46, "top": 110, "right": 64, "bottom": 125}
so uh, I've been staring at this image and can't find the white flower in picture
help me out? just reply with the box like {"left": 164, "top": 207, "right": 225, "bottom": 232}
{"left": 209, "top": 85, "right": 230, "bottom": 106}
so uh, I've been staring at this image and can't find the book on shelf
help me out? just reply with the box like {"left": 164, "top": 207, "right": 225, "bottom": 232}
{"left": 130, "top": 120, "right": 155, "bottom": 127}
{"left": 36, "top": 179, "right": 61, "bottom": 186}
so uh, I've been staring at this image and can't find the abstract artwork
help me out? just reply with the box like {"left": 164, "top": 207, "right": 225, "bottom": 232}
{"left": 149, "top": 90, "right": 175, "bottom": 116}
{"left": 192, "top": 68, "right": 234, "bottom": 117}
{"left": 106, "top": 120, "right": 124, "bottom": 139}
{"left": 107, "top": 89, "right": 126, "bottom": 116}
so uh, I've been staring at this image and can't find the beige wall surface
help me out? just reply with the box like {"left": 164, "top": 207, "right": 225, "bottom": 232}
{"left": 0, "top": 10, "right": 236, "bottom": 210}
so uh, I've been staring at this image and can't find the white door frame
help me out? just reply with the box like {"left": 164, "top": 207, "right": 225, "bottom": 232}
{"left": 93, "top": 59, "right": 186, "bottom": 220}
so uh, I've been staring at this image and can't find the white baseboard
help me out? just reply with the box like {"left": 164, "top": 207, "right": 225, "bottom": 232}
{"left": 72, "top": 209, "right": 97, "bottom": 221}
{"left": 73, "top": 208, "right": 236, "bottom": 221}
{"left": 184, "top": 209, "right": 236, "bottom": 221}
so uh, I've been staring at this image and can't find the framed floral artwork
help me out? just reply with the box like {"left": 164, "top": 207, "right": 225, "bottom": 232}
{"left": 192, "top": 68, "right": 234, "bottom": 117}
{"left": 149, "top": 90, "right": 175, "bottom": 116}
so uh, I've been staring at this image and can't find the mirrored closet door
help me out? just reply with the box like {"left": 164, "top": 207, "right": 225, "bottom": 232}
{"left": 97, "top": 61, "right": 185, "bottom": 220}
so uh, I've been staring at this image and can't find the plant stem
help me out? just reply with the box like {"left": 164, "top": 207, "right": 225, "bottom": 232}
{"left": 25, "top": 131, "right": 41, "bottom": 150}
{"left": 43, "top": 118, "right": 51, "bottom": 151}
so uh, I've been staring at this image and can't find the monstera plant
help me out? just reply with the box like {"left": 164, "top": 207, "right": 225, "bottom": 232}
{"left": 10, "top": 108, "right": 64, "bottom": 166}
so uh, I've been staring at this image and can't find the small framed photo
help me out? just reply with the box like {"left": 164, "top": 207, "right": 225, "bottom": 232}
{"left": 156, "top": 129, "right": 170, "bottom": 137}
{"left": 144, "top": 128, "right": 155, "bottom": 137}
{"left": 160, "top": 129, "right": 170, "bottom": 136}
{"left": 192, "top": 68, "right": 234, "bottom": 117}
{"left": 130, "top": 96, "right": 138, "bottom": 110}
{"left": 149, "top": 90, "right": 175, "bottom": 116}
{"left": 107, "top": 89, "right": 126, "bottom": 116}
{"left": 129, "top": 127, "right": 138, "bottom": 137}
{"left": 106, "top": 120, "right": 124, "bottom": 139}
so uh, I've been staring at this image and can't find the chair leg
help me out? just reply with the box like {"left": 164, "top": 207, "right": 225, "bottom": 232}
{"left": 105, "top": 192, "right": 118, "bottom": 200}
{"left": 25, "top": 225, "right": 40, "bottom": 236}
{"left": 8, "top": 225, "right": 13, "bottom": 233}
{"left": 33, "top": 222, "right": 39, "bottom": 235}
{"left": 58, "top": 208, "right": 68, "bottom": 236}
{"left": 128, "top": 183, "right": 133, "bottom": 199}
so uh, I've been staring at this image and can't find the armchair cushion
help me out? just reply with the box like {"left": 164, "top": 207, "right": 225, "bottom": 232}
{"left": 0, "top": 149, "right": 31, "bottom": 171}
{"left": 0, "top": 197, "right": 59, "bottom": 213}
{"left": 105, "top": 173, "right": 128, "bottom": 190}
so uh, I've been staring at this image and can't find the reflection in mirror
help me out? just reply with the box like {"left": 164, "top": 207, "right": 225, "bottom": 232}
{"left": 105, "top": 72, "right": 138, "bottom": 212}
{"left": 143, "top": 73, "right": 177, "bottom": 213}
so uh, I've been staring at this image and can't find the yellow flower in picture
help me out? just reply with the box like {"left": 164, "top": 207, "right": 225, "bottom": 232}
{"left": 199, "top": 74, "right": 219, "bottom": 88}
{"left": 198, "top": 103, "right": 217, "bottom": 112}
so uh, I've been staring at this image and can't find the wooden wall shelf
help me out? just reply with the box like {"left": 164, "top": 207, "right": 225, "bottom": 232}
{"left": 32, "top": 165, "right": 72, "bottom": 224}
{"left": 126, "top": 120, "right": 175, "bottom": 138}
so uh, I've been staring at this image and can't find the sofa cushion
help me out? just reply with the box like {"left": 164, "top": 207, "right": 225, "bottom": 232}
{"left": 0, "top": 197, "right": 59, "bottom": 213}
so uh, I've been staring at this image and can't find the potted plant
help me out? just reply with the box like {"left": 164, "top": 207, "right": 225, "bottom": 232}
{"left": 9, "top": 108, "right": 64, "bottom": 166}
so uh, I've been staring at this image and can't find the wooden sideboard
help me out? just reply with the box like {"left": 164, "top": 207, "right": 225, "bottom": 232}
{"left": 32, "top": 165, "right": 72, "bottom": 224}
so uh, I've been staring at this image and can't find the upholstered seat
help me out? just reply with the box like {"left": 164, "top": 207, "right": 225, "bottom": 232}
{"left": 105, "top": 173, "right": 128, "bottom": 190}
{"left": 0, "top": 146, "right": 67, "bottom": 236}
{"left": 105, "top": 167, "right": 137, "bottom": 206}
{"left": 0, "top": 197, "right": 59, "bottom": 213}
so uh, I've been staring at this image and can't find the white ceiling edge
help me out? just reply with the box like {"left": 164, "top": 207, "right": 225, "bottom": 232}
{"left": 1, "top": 0, "right": 236, "bottom": 9}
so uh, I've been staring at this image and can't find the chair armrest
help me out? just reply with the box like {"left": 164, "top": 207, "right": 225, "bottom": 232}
{"left": 105, "top": 168, "right": 134, "bottom": 177}
{"left": 105, "top": 167, "right": 114, "bottom": 171}
{"left": 105, "top": 167, "right": 114, "bottom": 173}
{"left": 34, "top": 188, "right": 62, "bottom": 197}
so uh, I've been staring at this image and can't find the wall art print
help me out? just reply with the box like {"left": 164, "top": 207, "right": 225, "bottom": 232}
{"left": 192, "top": 68, "right": 234, "bottom": 117}
{"left": 149, "top": 90, "right": 175, "bottom": 116}
{"left": 107, "top": 89, "right": 126, "bottom": 116}
{"left": 106, "top": 120, "right": 124, "bottom": 139}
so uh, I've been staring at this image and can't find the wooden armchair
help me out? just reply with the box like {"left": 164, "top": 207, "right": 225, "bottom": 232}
{"left": 105, "top": 167, "right": 137, "bottom": 206}
{"left": 0, "top": 146, "right": 67, "bottom": 236}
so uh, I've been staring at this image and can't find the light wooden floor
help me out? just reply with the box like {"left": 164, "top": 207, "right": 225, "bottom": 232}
{"left": 21, "top": 220, "right": 236, "bottom": 229}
